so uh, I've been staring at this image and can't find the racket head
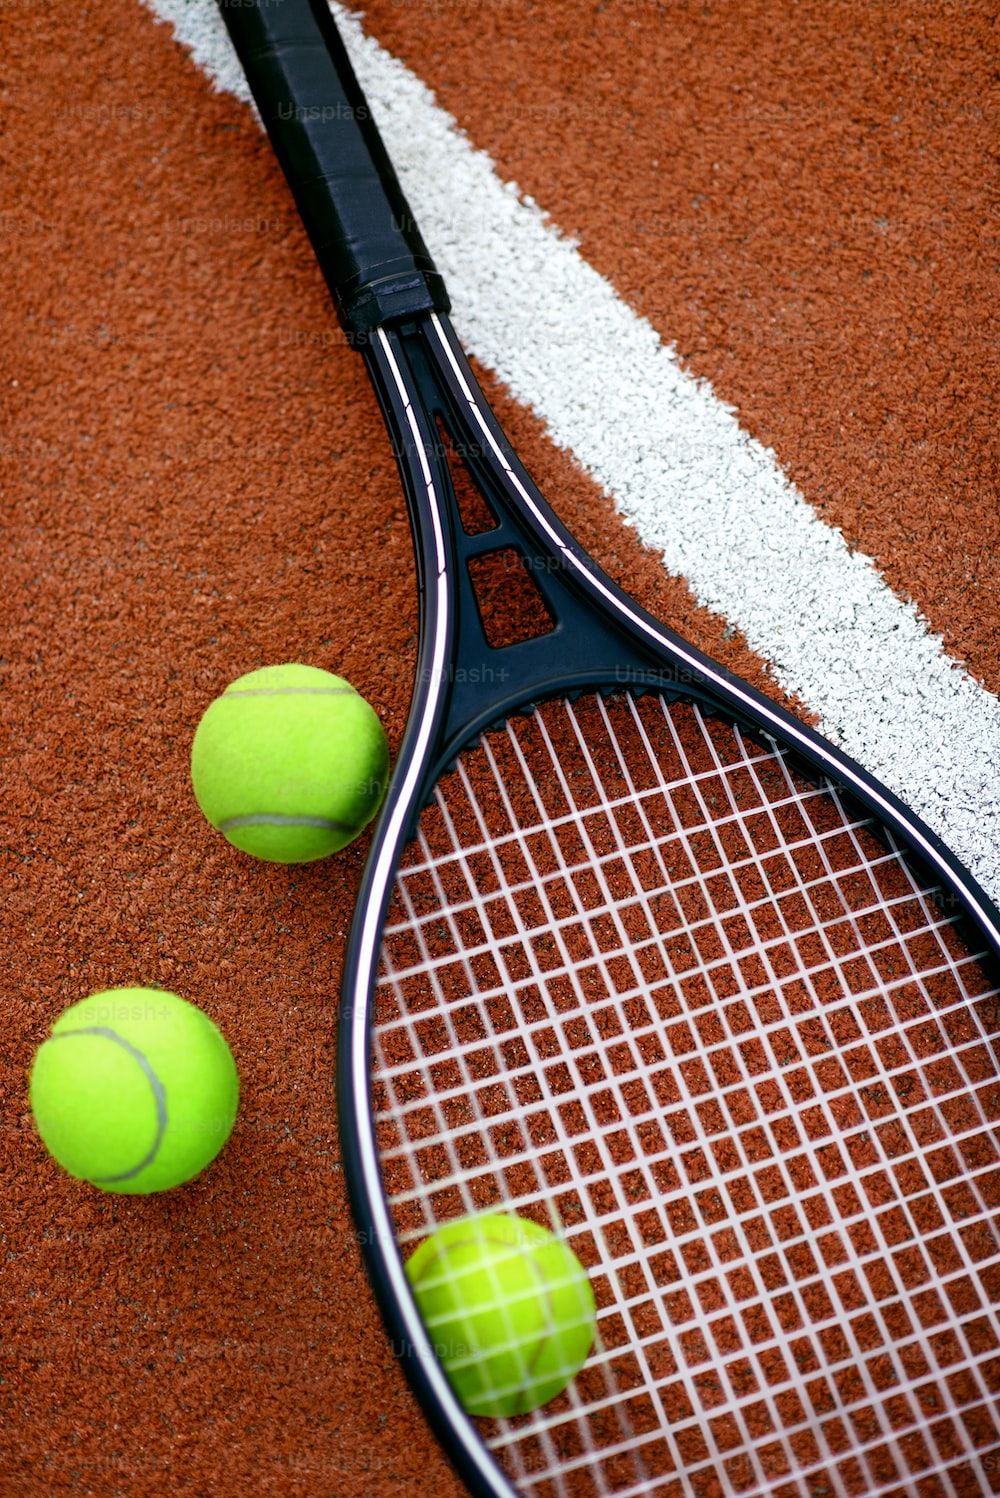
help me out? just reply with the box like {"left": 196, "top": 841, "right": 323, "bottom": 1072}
{"left": 340, "top": 316, "right": 1000, "bottom": 1497}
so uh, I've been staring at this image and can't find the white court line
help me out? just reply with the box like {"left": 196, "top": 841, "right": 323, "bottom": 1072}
{"left": 147, "top": 0, "right": 1000, "bottom": 901}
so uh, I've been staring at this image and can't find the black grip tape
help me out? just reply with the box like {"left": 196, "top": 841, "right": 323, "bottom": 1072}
{"left": 218, "top": 0, "right": 449, "bottom": 333}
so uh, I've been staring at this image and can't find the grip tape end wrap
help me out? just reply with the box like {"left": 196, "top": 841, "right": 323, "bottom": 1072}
{"left": 220, "top": 0, "right": 450, "bottom": 333}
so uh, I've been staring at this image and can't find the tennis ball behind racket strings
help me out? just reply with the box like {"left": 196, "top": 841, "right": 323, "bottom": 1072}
{"left": 406, "top": 1213, "right": 597, "bottom": 1417}
{"left": 191, "top": 662, "right": 389, "bottom": 864}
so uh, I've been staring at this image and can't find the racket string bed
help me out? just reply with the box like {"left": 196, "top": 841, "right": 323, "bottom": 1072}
{"left": 372, "top": 692, "right": 1000, "bottom": 1498}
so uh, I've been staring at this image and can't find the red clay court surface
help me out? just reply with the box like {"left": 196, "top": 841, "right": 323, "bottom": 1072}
{"left": 2, "top": 2, "right": 998, "bottom": 1495}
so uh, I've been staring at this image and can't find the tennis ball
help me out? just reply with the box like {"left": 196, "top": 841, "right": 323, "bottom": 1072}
{"left": 405, "top": 1213, "right": 596, "bottom": 1417}
{"left": 190, "top": 662, "right": 389, "bottom": 864}
{"left": 28, "top": 987, "right": 239, "bottom": 1194}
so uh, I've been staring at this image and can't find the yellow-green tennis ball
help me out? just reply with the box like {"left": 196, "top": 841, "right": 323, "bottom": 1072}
{"left": 190, "top": 662, "right": 389, "bottom": 864}
{"left": 405, "top": 1213, "right": 596, "bottom": 1417}
{"left": 28, "top": 987, "right": 239, "bottom": 1194}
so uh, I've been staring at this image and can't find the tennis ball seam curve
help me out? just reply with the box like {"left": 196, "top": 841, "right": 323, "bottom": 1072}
{"left": 46, "top": 1026, "right": 167, "bottom": 1183}
{"left": 223, "top": 687, "right": 358, "bottom": 698}
{"left": 413, "top": 1230, "right": 565, "bottom": 1415}
{"left": 218, "top": 812, "right": 360, "bottom": 834}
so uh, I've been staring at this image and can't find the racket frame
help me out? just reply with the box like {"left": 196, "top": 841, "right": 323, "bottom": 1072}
{"left": 213, "top": 3, "right": 1000, "bottom": 1489}
{"left": 338, "top": 310, "right": 1000, "bottom": 1498}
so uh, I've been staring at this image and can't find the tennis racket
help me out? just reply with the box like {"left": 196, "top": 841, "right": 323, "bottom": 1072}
{"left": 218, "top": 3, "right": 1000, "bottom": 1493}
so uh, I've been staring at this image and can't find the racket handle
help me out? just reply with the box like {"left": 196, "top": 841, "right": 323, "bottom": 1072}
{"left": 218, "top": 0, "right": 449, "bottom": 333}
